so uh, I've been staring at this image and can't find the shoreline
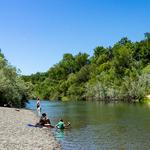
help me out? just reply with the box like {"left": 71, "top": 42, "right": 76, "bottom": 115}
{"left": 0, "top": 107, "right": 60, "bottom": 150}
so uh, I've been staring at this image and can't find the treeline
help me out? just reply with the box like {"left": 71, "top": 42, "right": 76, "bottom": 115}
{"left": 22, "top": 33, "right": 150, "bottom": 102}
{"left": 0, "top": 50, "right": 32, "bottom": 107}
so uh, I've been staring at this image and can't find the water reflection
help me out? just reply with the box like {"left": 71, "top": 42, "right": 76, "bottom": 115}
{"left": 26, "top": 100, "right": 150, "bottom": 150}
{"left": 54, "top": 129, "right": 64, "bottom": 139}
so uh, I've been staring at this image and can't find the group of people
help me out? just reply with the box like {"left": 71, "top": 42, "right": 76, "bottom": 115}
{"left": 36, "top": 97, "right": 70, "bottom": 129}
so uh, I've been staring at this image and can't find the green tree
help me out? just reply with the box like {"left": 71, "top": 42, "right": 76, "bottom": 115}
{"left": 0, "top": 50, "right": 31, "bottom": 107}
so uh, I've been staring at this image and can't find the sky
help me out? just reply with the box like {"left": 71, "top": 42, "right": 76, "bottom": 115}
{"left": 0, "top": 0, "right": 150, "bottom": 75}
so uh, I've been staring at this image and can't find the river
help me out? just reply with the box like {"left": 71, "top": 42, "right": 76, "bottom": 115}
{"left": 26, "top": 100, "right": 150, "bottom": 150}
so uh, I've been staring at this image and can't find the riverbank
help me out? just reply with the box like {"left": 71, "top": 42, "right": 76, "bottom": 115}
{"left": 0, "top": 107, "right": 60, "bottom": 150}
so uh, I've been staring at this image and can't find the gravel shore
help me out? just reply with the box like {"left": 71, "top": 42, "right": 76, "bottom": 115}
{"left": 0, "top": 107, "right": 60, "bottom": 150}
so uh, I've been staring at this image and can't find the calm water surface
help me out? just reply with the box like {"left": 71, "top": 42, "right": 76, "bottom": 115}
{"left": 26, "top": 100, "right": 150, "bottom": 150}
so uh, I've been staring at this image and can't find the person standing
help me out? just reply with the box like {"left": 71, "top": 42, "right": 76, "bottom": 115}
{"left": 36, "top": 97, "right": 41, "bottom": 116}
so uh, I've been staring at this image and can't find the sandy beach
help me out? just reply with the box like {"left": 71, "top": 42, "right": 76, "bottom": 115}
{"left": 0, "top": 107, "right": 60, "bottom": 150}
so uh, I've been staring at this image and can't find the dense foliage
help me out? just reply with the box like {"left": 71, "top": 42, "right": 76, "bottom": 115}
{"left": 22, "top": 33, "right": 150, "bottom": 102}
{"left": 0, "top": 50, "right": 32, "bottom": 107}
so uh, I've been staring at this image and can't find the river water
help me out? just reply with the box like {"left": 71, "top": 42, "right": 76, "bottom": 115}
{"left": 26, "top": 100, "right": 150, "bottom": 150}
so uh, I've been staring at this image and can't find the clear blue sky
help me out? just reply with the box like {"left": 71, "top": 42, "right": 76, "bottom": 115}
{"left": 0, "top": 0, "right": 149, "bottom": 75}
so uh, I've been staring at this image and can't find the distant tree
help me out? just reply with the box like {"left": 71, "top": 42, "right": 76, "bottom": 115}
{"left": 118, "top": 37, "right": 131, "bottom": 46}
{"left": 74, "top": 52, "right": 89, "bottom": 71}
{"left": 93, "top": 46, "right": 106, "bottom": 58}
{"left": 61, "top": 53, "right": 75, "bottom": 74}
{"left": 21, "top": 33, "right": 150, "bottom": 102}
{"left": 144, "top": 32, "right": 150, "bottom": 41}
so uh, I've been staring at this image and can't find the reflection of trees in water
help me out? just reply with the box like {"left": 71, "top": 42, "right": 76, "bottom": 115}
{"left": 54, "top": 129, "right": 64, "bottom": 139}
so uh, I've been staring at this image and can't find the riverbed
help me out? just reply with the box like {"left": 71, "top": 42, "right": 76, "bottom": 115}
{"left": 26, "top": 100, "right": 150, "bottom": 150}
{"left": 0, "top": 106, "right": 60, "bottom": 150}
